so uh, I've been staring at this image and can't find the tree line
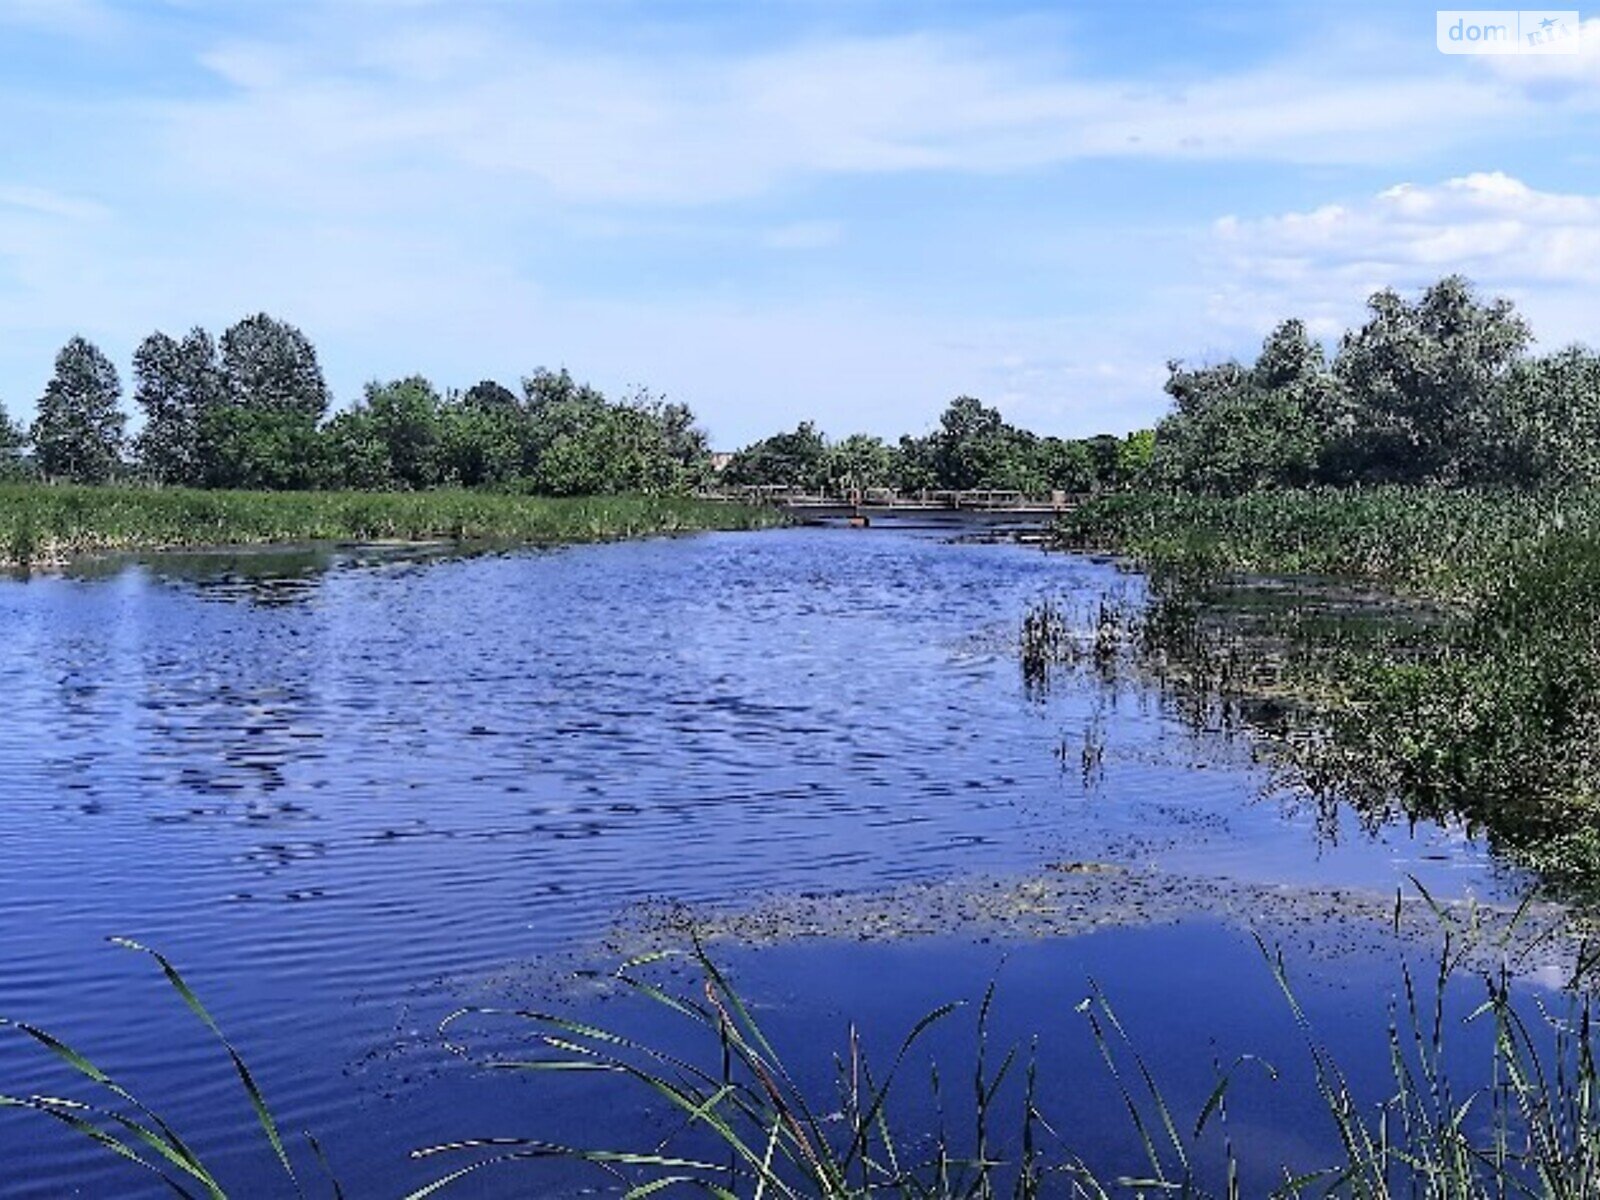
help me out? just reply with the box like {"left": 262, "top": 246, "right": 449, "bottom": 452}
{"left": 0, "top": 315, "right": 1156, "bottom": 497}
{"left": 718, "top": 400, "right": 1154, "bottom": 494}
{"left": 0, "top": 315, "right": 712, "bottom": 494}
{"left": 1150, "top": 275, "right": 1600, "bottom": 494}
{"left": 5, "top": 275, "right": 1585, "bottom": 499}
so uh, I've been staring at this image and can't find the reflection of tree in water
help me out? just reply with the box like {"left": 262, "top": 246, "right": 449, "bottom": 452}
{"left": 66, "top": 542, "right": 487, "bottom": 608}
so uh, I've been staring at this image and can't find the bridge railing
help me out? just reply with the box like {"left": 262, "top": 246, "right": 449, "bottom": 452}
{"left": 698, "top": 486, "right": 1079, "bottom": 510}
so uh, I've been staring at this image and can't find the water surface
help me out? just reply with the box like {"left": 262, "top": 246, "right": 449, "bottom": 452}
{"left": 0, "top": 528, "right": 1517, "bottom": 1195}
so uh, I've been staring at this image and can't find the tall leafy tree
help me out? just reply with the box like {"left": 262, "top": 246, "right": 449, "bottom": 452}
{"left": 220, "top": 314, "right": 331, "bottom": 420}
{"left": 1334, "top": 276, "right": 1530, "bottom": 483}
{"left": 133, "top": 327, "right": 224, "bottom": 484}
{"left": 439, "top": 399, "right": 523, "bottom": 487}
{"left": 822, "top": 433, "right": 896, "bottom": 491}
{"left": 1489, "top": 347, "right": 1600, "bottom": 486}
{"left": 362, "top": 376, "right": 445, "bottom": 489}
{"left": 931, "top": 396, "right": 1008, "bottom": 489}
{"left": 1151, "top": 320, "right": 1339, "bottom": 495}
{"left": 32, "top": 336, "right": 125, "bottom": 483}
{"left": 204, "top": 315, "right": 331, "bottom": 489}
{"left": 721, "top": 422, "right": 829, "bottom": 490}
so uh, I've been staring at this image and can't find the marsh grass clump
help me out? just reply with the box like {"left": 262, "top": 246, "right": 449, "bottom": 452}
{"left": 0, "top": 483, "right": 782, "bottom": 568}
{"left": 1020, "top": 596, "right": 1142, "bottom": 695}
{"left": 1055, "top": 487, "right": 1600, "bottom": 602}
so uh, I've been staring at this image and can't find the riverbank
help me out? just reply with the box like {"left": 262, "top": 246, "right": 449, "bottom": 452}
{"left": 1053, "top": 487, "right": 1600, "bottom": 894}
{"left": 0, "top": 483, "right": 783, "bottom": 567}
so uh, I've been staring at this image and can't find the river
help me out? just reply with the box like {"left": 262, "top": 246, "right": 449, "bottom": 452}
{"left": 0, "top": 526, "right": 1552, "bottom": 1196}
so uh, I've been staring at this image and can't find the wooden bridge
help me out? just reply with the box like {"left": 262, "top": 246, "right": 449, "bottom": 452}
{"left": 700, "top": 486, "right": 1079, "bottom": 525}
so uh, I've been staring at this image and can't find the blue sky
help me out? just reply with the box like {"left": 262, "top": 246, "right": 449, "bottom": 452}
{"left": 1, "top": 1, "right": 1596, "bottom": 446}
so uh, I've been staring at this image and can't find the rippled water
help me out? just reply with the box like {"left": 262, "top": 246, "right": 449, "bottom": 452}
{"left": 0, "top": 528, "right": 1510, "bottom": 1196}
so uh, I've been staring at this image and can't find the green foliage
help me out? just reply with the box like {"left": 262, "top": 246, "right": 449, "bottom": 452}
{"left": 1488, "top": 348, "right": 1600, "bottom": 486}
{"left": 516, "top": 371, "right": 709, "bottom": 495}
{"left": 362, "top": 376, "right": 447, "bottom": 489}
{"left": 1148, "top": 278, "right": 1582, "bottom": 493}
{"left": 1152, "top": 321, "right": 1338, "bottom": 495}
{"left": 0, "top": 401, "right": 27, "bottom": 479}
{"left": 220, "top": 313, "right": 331, "bottom": 422}
{"left": 930, "top": 395, "right": 1013, "bottom": 489}
{"left": 1333, "top": 276, "right": 1531, "bottom": 484}
{"left": 437, "top": 393, "right": 523, "bottom": 488}
{"left": 133, "top": 328, "right": 225, "bottom": 484}
{"left": 31, "top": 337, "right": 125, "bottom": 483}
{"left": 724, "top": 400, "right": 1145, "bottom": 494}
{"left": 197, "top": 406, "right": 325, "bottom": 491}
{"left": 0, "top": 483, "right": 782, "bottom": 567}
{"left": 823, "top": 433, "right": 898, "bottom": 491}
{"left": 722, "top": 420, "right": 831, "bottom": 490}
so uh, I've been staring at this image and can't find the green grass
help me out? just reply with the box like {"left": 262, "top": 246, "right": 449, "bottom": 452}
{"left": 1056, "top": 487, "right": 1600, "bottom": 603}
{"left": 0, "top": 483, "right": 784, "bottom": 567}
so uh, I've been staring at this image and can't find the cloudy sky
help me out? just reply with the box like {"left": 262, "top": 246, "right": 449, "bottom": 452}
{"left": 0, "top": 1, "right": 1596, "bottom": 446}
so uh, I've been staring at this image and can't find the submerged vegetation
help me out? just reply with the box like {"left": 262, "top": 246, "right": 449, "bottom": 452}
{"left": 0, "top": 483, "right": 780, "bottom": 568}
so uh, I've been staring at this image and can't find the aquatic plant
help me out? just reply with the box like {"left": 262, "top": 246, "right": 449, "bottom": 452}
{"left": 1053, "top": 488, "right": 1600, "bottom": 896}
{"left": 10, "top": 915, "right": 1600, "bottom": 1199}
{"left": 0, "top": 483, "right": 783, "bottom": 568}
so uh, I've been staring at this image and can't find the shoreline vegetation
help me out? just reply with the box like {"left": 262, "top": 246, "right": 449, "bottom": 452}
{"left": 0, "top": 483, "right": 782, "bottom": 569}
{"left": 1051, "top": 486, "right": 1600, "bottom": 895}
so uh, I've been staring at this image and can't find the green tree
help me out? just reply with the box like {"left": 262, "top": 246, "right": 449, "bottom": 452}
{"left": 893, "top": 434, "right": 939, "bottom": 492}
{"left": 431, "top": 379, "right": 526, "bottom": 487}
{"left": 133, "top": 327, "right": 224, "bottom": 485}
{"left": 362, "top": 376, "right": 445, "bottom": 489}
{"left": 203, "top": 314, "right": 331, "bottom": 489}
{"left": 323, "top": 409, "right": 390, "bottom": 490}
{"left": 1151, "top": 320, "right": 1339, "bottom": 495}
{"left": 1334, "top": 276, "right": 1530, "bottom": 483}
{"left": 32, "top": 336, "right": 125, "bottom": 483}
{"left": 197, "top": 406, "right": 326, "bottom": 490}
{"left": 1489, "top": 347, "right": 1600, "bottom": 486}
{"left": 1152, "top": 359, "right": 1322, "bottom": 495}
{"left": 220, "top": 314, "right": 331, "bottom": 420}
{"left": 931, "top": 396, "right": 1006, "bottom": 489}
{"left": 822, "top": 434, "right": 896, "bottom": 491}
{"left": 0, "top": 401, "right": 27, "bottom": 478}
{"left": 509, "top": 370, "right": 708, "bottom": 495}
{"left": 1033, "top": 437, "right": 1096, "bottom": 493}
{"left": 1116, "top": 429, "right": 1156, "bottom": 484}
{"left": 721, "top": 422, "right": 829, "bottom": 490}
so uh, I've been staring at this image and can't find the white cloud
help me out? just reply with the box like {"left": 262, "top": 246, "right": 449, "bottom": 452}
{"left": 1207, "top": 173, "right": 1600, "bottom": 350}
{"left": 1476, "top": 16, "right": 1600, "bottom": 97}
{"left": 152, "top": 21, "right": 1541, "bottom": 211}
